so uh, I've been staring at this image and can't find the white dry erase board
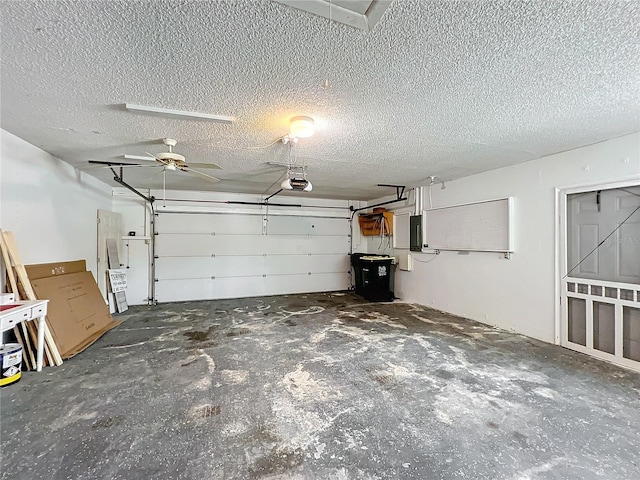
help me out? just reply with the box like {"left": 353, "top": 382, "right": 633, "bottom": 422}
{"left": 423, "top": 197, "right": 514, "bottom": 253}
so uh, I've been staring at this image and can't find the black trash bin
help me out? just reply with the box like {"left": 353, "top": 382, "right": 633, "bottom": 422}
{"left": 352, "top": 255, "right": 394, "bottom": 302}
{"left": 350, "top": 253, "right": 369, "bottom": 296}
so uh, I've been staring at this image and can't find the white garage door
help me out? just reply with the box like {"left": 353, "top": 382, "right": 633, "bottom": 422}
{"left": 154, "top": 212, "right": 351, "bottom": 302}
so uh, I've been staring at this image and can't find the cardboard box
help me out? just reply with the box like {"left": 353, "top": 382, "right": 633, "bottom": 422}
{"left": 25, "top": 260, "right": 87, "bottom": 281}
{"left": 12, "top": 261, "right": 88, "bottom": 299}
{"left": 28, "top": 265, "right": 121, "bottom": 359}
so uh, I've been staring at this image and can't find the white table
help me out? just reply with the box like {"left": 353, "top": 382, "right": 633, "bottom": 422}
{"left": 0, "top": 293, "right": 49, "bottom": 372}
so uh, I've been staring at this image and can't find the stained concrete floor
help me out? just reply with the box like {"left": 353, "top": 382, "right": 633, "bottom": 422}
{"left": 2, "top": 292, "right": 640, "bottom": 480}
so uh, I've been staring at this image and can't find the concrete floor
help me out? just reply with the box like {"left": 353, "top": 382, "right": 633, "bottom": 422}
{"left": 2, "top": 292, "right": 640, "bottom": 480}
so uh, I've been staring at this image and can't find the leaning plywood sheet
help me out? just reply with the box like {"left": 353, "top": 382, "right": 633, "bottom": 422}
{"left": 30, "top": 271, "right": 121, "bottom": 358}
{"left": 106, "top": 239, "right": 128, "bottom": 313}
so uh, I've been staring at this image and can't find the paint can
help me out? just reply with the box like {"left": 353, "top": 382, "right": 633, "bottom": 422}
{"left": 0, "top": 343, "right": 23, "bottom": 387}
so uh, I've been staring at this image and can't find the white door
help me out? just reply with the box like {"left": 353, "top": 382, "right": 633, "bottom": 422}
{"left": 562, "top": 185, "right": 640, "bottom": 370}
{"left": 97, "top": 209, "right": 122, "bottom": 303}
{"left": 122, "top": 237, "right": 150, "bottom": 305}
{"left": 154, "top": 212, "right": 351, "bottom": 302}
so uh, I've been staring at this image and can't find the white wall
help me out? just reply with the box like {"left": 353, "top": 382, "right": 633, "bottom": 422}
{"left": 0, "top": 130, "right": 113, "bottom": 280}
{"left": 367, "top": 133, "right": 640, "bottom": 343}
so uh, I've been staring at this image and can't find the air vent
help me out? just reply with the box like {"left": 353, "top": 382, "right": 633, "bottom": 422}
{"left": 273, "top": 0, "right": 394, "bottom": 31}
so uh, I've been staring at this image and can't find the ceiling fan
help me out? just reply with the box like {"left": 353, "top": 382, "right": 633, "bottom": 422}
{"left": 88, "top": 138, "right": 222, "bottom": 183}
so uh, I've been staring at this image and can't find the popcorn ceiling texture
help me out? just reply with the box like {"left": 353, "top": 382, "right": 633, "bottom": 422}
{"left": 1, "top": 0, "right": 638, "bottom": 199}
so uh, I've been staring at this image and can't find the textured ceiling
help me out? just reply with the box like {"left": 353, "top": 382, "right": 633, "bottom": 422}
{"left": 1, "top": 0, "right": 639, "bottom": 200}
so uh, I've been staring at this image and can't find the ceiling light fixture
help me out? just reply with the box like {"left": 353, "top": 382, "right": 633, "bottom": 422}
{"left": 124, "top": 104, "right": 234, "bottom": 124}
{"left": 289, "top": 116, "right": 315, "bottom": 138}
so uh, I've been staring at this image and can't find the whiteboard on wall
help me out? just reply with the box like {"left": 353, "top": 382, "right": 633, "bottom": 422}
{"left": 423, "top": 197, "right": 514, "bottom": 253}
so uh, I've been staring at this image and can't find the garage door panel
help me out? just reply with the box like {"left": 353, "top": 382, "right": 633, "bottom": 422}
{"left": 265, "top": 236, "right": 349, "bottom": 255}
{"left": 270, "top": 273, "right": 350, "bottom": 295}
{"left": 156, "top": 273, "right": 348, "bottom": 302}
{"left": 261, "top": 254, "right": 348, "bottom": 275}
{"left": 156, "top": 234, "right": 349, "bottom": 257}
{"left": 156, "top": 254, "right": 349, "bottom": 279}
{"left": 155, "top": 278, "right": 215, "bottom": 303}
{"left": 157, "top": 255, "right": 269, "bottom": 279}
{"left": 155, "top": 234, "right": 208, "bottom": 256}
{"left": 157, "top": 213, "right": 262, "bottom": 235}
{"left": 267, "top": 216, "right": 349, "bottom": 235}
{"left": 236, "top": 254, "right": 348, "bottom": 276}
{"left": 156, "top": 234, "right": 259, "bottom": 256}
{"left": 155, "top": 256, "right": 217, "bottom": 280}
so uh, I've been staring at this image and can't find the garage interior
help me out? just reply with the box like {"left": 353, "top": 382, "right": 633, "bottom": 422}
{"left": 1, "top": 1, "right": 639, "bottom": 479}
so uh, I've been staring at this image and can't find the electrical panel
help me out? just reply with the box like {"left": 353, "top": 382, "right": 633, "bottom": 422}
{"left": 410, "top": 215, "right": 422, "bottom": 251}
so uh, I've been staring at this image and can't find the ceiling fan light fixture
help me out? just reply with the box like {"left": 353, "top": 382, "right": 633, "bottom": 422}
{"left": 165, "top": 162, "right": 177, "bottom": 171}
{"left": 289, "top": 116, "right": 315, "bottom": 139}
{"left": 157, "top": 151, "right": 185, "bottom": 163}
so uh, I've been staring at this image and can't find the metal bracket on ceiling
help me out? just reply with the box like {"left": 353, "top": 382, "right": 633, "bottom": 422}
{"left": 377, "top": 184, "right": 406, "bottom": 201}
{"left": 106, "top": 165, "right": 155, "bottom": 204}
{"left": 349, "top": 184, "right": 408, "bottom": 214}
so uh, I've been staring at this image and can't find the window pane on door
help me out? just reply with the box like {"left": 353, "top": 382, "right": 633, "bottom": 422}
{"left": 623, "top": 306, "right": 640, "bottom": 362}
{"left": 593, "top": 302, "right": 615, "bottom": 354}
{"left": 568, "top": 297, "right": 586, "bottom": 346}
{"left": 567, "top": 186, "right": 640, "bottom": 283}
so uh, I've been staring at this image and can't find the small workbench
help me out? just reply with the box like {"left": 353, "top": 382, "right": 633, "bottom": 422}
{"left": 0, "top": 293, "right": 49, "bottom": 372}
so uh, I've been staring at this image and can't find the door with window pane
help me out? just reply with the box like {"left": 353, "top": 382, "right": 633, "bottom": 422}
{"left": 564, "top": 185, "right": 640, "bottom": 370}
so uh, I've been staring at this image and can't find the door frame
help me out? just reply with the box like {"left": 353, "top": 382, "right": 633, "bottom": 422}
{"left": 555, "top": 176, "right": 640, "bottom": 367}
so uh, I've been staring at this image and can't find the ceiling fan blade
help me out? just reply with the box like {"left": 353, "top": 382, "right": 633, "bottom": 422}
{"left": 124, "top": 154, "right": 157, "bottom": 162}
{"left": 178, "top": 166, "right": 220, "bottom": 183}
{"left": 143, "top": 152, "right": 161, "bottom": 161}
{"left": 184, "top": 162, "right": 222, "bottom": 170}
{"left": 266, "top": 161, "right": 291, "bottom": 168}
{"left": 87, "top": 160, "right": 157, "bottom": 168}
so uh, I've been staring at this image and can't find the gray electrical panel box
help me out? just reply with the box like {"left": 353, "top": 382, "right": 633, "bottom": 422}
{"left": 410, "top": 215, "right": 422, "bottom": 251}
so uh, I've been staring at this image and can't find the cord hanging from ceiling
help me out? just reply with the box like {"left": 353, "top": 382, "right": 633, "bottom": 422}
{"left": 322, "top": 0, "right": 332, "bottom": 89}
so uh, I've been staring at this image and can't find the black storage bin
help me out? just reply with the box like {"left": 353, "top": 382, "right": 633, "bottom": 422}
{"left": 354, "top": 255, "right": 393, "bottom": 302}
